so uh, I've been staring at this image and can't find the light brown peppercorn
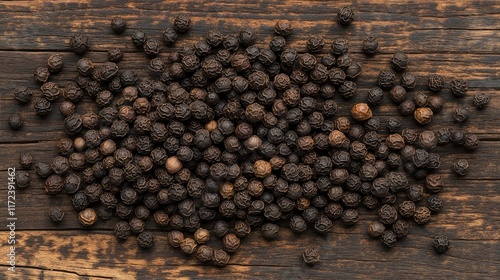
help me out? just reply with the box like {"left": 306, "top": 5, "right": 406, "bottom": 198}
{"left": 180, "top": 237, "right": 198, "bottom": 254}
{"left": 78, "top": 208, "right": 97, "bottom": 226}
{"left": 194, "top": 228, "right": 210, "bottom": 244}
{"left": 205, "top": 120, "right": 218, "bottom": 132}
{"left": 219, "top": 182, "right": 235, "bottom": 200}
{"left": 254, "top": 160, "right": 272, "bottom": 178}
{"left": 165, "top": 156, "right": 183, "bottom": 174}
{"left": 328, "top": 130, "right": 348, "bottom": 148}
{"left": 414, "top": 107, "right": 433, "bottom": 125}
{"left": 351, "top": 103, "right": 372, "bottom": 122}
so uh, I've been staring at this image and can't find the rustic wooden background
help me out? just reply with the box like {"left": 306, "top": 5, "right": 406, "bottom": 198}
{"left": 0, "top": 0, "right": 499, "bottom": 279}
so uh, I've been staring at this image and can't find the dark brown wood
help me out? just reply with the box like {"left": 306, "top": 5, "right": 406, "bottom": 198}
{"left": 0, "top": 0, "right": 499, "bottom": 279}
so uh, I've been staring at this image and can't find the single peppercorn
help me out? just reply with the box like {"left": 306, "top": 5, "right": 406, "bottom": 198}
{"left": 454, "top": 106, "right": 470, "bottom": 122}
{"left": 69, "top": 34, "right": 90, "bottom": 55}
{"left": 378, "top": 70, "right": 397, "bottom": 89}
{"left": 473, "top": 93, "right": 490, "bottom": 109}
{"left": 33, "top": 98, "right": 52, "bottom": 117}
{"left": 351, "top": 103, "right": 372, "bottom": 122}
{"left": 47, "top": 54, "right": 64, "bottom": 73}
{"left": 337, "top": 6, "right": 354, "bottom": 25}
{"left": 174, "top": 15, "right": 192, "bottom": 33}
{"left": 390, "top": 52, "right": 409, "bottom": 72}
{"left": 48, "top": 207, "right": 65, "bottom": 223}
{"left": 433, "top": 235, "right": 450, "bottom": 253}
{"left": 380, "top": 230, "right": 397, "bottom": 247}
{"left": 362, "top": 37, "right": 378, "bottom": 55}
{"left": 414, "top": 107, "right": 433, "bottom": 125}
{"left": 302, "top": 248, "right": 320, "bottom": 265}
{"left": 34, "top": 67, "right": 50, "bottom": 84}
{"left": 453, "top": 159, "right": 469, "bottom": 176}
{"left": 78, "top": 208, "right": 97, "bottom": 226}
{"left": 368, "top": 221, "right": 386, "bottom": 237}
{"left": 367, "top": 87, "right": 384, "bottom": 105}
{"left": 8, "top": 113, "right": 23, "bottom": 130}
{"left": 13, "top": 86, "right": 33, "bottom": 103}
{"left": 401, "top": 72, "right": 417, "bottom": 89}
{"left": 428, "top": 74, "right": 445, "bottom": 92}
{"left": 413, "top": 206, "right": 431, "bottom": 225}
{"left": 137, "top": 231, "right": 155, "bottom": 248}
{"left": 212, "top": 249, "right": 230, "bottom": 266}
{"left": 450, "top": 79, "right": 468, "bottom": 97}
{"left": 111, "top": 17, "right": 127, "bottom": 34}
{"left": 16, "top": 171, "right": 30, "bottom": 189}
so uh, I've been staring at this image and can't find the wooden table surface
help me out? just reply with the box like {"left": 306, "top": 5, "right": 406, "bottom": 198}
{"left": 0, "top": 0, "right": 499, "bottom": 279}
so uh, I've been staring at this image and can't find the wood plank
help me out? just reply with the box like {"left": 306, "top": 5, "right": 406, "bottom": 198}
{"left": 0, "top": 0, "right": 499, "bottom": 279}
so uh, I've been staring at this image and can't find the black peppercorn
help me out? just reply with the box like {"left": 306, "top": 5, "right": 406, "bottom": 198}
{"left": 368, "top": 221, "right": 386, "bottom": 237}
{"left": 137, "top": 231, "right": 155, "bottom": 248}
{"left": 389, "top": 85, "right": 407, "bottom": 104}
{"left": 413, "top": 206, "right": 431, "bottom": 224}
{"left": 302, "top": 248, "right": 320, "bottom": 265}
{"left": 111, "top": 17, "right": 127, "bottom": 34}
{"left": 453, "top": 159, "right": 469, "bottom": 176}
{"left": 13, "top": 86, "right": 33, "bottom": 103}
{"left": 213, "top": 249, "right": 230, "bottom": 266}
{"left": 48, "top": 207, "right": 65, "bottom": 223}
{"left": 454, "top": 106, "right": 470, "bottom": 122}
{"left": 380, "top": 230, "right": 397, "bottom": 247}
{"left": 337, "top": 6, "right": 354, "bottom": 26}
{"left": 362, "top": 37, "right": 378, "bottom": 54}
{"left": 15, "top": 171, "right": 30, "bottom": 189}
{"left": 390, "top": 52, "right": 409, "bottom": 72}
{"left": 47, "top": 54, "right": 64, "bottom": 73}
{"left": 378, "top": 70, "right": 397, "bottom": 89}
{"left": 33, "top": 98, "right": 52, "bottom": 117}
{"left": 8, "top": 113, "right": 23, "bottom": 130}
{"left": 70, "top": 34, "right": 91, "bottom": 54}
{"left": 131, "top": 30, "right": 147, "bottom": 47}
{"left": 378, "top": 204, "right": 398, "bottom": 225}
{"left": 428, "top": 74, "right": 445, "bottom": 92}
{"left": 450, "top": 79, "right": 468, "bottom": 97}
{"left": 472, "top": 93, "right": 490, "bottom": 109}
{"left": 34, "top": 67, "right": 50, "bottom": 84}
{"left": 341, "top": 209, "right": 359, "bottom": 225}
{"left": 433, "top": 235, "right": 450, "bottom": 253}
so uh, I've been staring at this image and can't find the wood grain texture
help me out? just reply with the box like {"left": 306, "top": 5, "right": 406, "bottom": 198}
{"left": 0, "top": 0, "right": 499, "bottom": 279}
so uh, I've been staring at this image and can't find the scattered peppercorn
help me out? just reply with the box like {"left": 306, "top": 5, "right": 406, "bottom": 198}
{"left": 48, "top": 207, "right": 65, "bottom": 223}
{"left": 111, "top": 17, "right": 127, "bottom": 34}
{"left": 69, "top": 34, "right": 91, "bottom": 55}
{"left": 302, "top": 248, "right": 320, "bottom": 265}
{"left": 8, "top": 113, "right": 23, "bottom": 130}
{"left": 433, "top": 235, "right": 450, "bottom": 253}
{"left": 453, "top": 159, "right": 469, "bottom": 176}
{"left": 337, "top": 7, "right": 354, "bottom": 26}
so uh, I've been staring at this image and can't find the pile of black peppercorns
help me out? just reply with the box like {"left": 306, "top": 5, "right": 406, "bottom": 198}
{"left": 8, "top": 7, "right": 490, "bottom": 266}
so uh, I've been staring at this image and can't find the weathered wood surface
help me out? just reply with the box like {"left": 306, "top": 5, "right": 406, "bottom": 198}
{"left": 0, "top": 0, "right": 499, "bottom": 279}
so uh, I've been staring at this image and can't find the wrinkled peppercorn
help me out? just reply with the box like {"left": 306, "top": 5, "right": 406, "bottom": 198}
{"left": 433, "top": 235, "right": 450, "bottom": 253}
{"left": 70, "top": 34, "right": 90, "bottom": 54}
{"left": 362, "top": 37, "right": 378, "bottom": 55}
{"left": 390, "top": 52, "right": 409, "bottom": 72}
{"left": 337, "top": 6, "right": 354, "bottom": 25}
{"left": 111, "top": 17, "right": 127, "bottom": 34}
{"left": 450, "top": 79, "right": 468, "bottom": 97}
{"left": 472, "top": 93, "right": 490, "bottom": 109}
{"left": 137, "top": 231, "right": 155, "bottom": 248}
{"left": 454, "top": 106, "right": 470, "bottom": 122}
